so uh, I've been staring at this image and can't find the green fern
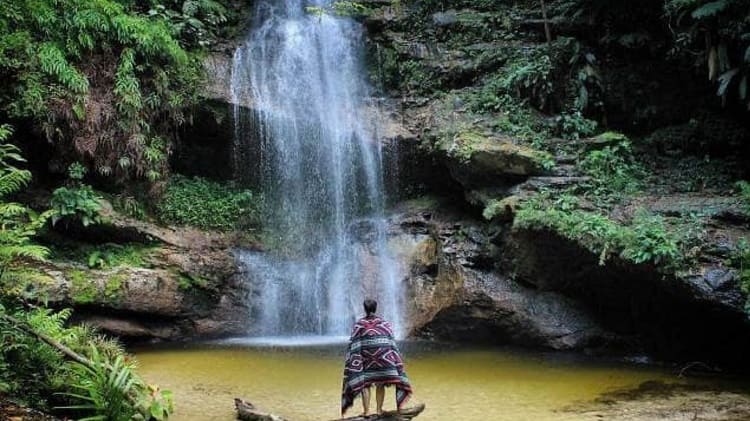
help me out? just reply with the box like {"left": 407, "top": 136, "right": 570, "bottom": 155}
{"left": 0, "top": 0, "right": 219, "bottom": 182}
{"left": 0, "top": 126, "right": 50, "bottom": 281}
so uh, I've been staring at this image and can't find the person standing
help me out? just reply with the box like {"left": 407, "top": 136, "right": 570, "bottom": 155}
{"left": 341, "top": 299, "right": 412, "bottom": 416}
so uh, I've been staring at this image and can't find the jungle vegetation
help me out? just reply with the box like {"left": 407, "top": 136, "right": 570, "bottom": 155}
{"left": 0, "top": 0, "right": 748, "bottom": 418}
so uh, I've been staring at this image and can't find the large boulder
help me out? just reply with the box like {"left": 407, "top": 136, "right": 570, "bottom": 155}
{"left": 507, "top": 227, "right": 750, "bottom": 367}
{"left": 432, "top": 131, "right": 552, "bottom": 189}
{"left": 24, "top": 209, "right": 253, "bottom": 341}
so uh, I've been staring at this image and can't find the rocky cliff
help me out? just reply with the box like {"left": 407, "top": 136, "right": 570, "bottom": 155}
{"left": 68, "top": 0, "right": 750, "bottom": 370}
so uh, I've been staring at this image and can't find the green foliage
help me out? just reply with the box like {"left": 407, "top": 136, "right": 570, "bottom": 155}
{"left": 146, "top": 0, "right": 231, "bottom": 48}
{"left": 0, "top": 0, "right": 226, "bottom": 182}
{"left": 0, "top": 125, "right": 51, "bottom": 282}
{"left": 177, "top": 272, "right": 208, "bottom": 290}
{"left": 579, "top": 134, "right": 644, "bottom": 200}
{"left": 111, "top": 194, "right": 147, "bottom": 220}
{"left": 60, "top": 344, "right": 175, "bottom": 421}
{"left": 51, "top": 241, "right": 154, "bottom": 269}
{"left": 307, "top": 1, "right": 372, "bottom": 17}
{"left": 156, "top": 175, "right": 262, "bottom": 231}
{"left": 622, "top": 210, "right": 681, "bottom": 265}
{"left": 49, "top": 185, "right": 104, "bottom": 227}
{"left": 59, "top": 345, "right": 140, "bottom": 421}
{"left": 466, "top": 51, "right": 553, "bottom": 112}
{"left": 729, "top": 239, "right": 750, "bottom": 313}
{"left": 515, "top": 192, "right": 686, "bottom": 268}
{"left": 395, "top": 59, "right": 439, "bottom": 95}
{"left": 554, "top": 111, "right": 598, "bottom": 140}
{"left": 736, "top": 180, "right": 750, "bottom": 213}
{"left": 67, "top": 162, "right": 87, "bottom": 181}
{"left": 68, "top": 269, "right": 97, "bottom": 304}
{"left": 489, "top": 96, "right": 549, "bottom": 147}
{"left": 0, "top": 306, "right": 71, "bottom": 405}
{"left": 0, "top": 304, "right": 173, "bottom": 418}
{"left": 664, "top": 0, "right": 750, "bottom": 110}
{"left": 464, "top": 37, "right": 601, "bottom": 116}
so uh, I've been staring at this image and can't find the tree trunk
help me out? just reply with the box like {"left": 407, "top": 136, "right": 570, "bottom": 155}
{"left": 540, "top": 0, "right": 552, "bottom": 45}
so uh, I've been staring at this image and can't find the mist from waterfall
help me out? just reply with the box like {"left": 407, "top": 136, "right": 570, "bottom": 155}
{"left": 231, "top": 0, "right": 404, "bottom": 338}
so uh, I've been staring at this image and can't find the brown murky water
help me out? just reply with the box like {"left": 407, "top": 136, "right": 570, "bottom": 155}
{"left": 134, "top": 340, "right": 706, "bottom": 421}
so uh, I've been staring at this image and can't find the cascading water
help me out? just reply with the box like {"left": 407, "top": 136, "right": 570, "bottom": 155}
{"left": 231, "top": 0, "right": 404, "bottom": 339}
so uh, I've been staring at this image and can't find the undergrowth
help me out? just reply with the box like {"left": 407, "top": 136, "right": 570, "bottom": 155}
{"left": 156, "top": 175, "right": 262, "bottom": 231}
{"left": 513, "top": 191, "right": 694, "bottom": 270}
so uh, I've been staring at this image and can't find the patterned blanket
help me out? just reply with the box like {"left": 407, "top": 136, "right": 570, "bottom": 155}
{"left": 341, "top": 316, "right": 412, "bottom": 415}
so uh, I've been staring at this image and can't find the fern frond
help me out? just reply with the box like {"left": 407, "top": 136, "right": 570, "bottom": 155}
{"left": 0, "top": 169, "right": 32, "bottom": 198}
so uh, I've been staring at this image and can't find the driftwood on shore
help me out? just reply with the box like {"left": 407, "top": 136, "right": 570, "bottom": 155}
{"left": 235, "top": 398, "right": 425, "bottom": 421}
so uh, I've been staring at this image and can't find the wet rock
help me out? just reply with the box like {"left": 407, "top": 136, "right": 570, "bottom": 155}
{"left": 434, "top": 132, "right": 552, "bottom": 189}
{"left": 202, "top": 50, "right": 254, "bottom": 109}
{"left": 418, "top": 268, "right": 611, "bottom": 350}
{"left": 388, "top": 210, "right": 614, "bottom": 350}
{"left": 702, "top": 268, "right": 738, "bottom": 291}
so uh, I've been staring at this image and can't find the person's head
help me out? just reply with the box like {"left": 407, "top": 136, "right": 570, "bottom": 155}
{"left": 363, "top": 298, "right": 377, "bottom": 316}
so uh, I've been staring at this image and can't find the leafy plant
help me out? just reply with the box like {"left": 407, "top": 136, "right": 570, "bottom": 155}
{"left": 111, "top": 194, "right": 147, "bottom": 220}
{"left": 67, "top": 163, "right": 87, "bottom": 181}
{"left": 147, "top": 0, "right": 231, "bottom": 48}
{"left": 515, "top": 191, "right": 687, "bottom": 268}
{"left": 49, "top": 185, "right": 103, "bottom": 227}
{"left": 579, "top": 134, "right": 644, "bottom": 199}
{"left": 0, "top": 306, "right": 70, "bottom": 405}
{"left": 622, "top": 210, "right": 680, "bottom": 265}
{"left": 665, "top": 0, "right": 750, "bottom": 110}
{"left": 60, "top": 345, "right": 140, "bottom": 421}
{"left": 156, "top": 175, "right": 261, "bottom": 231}
{"left": 0, "top": 125, "right": 51, "bottom": 281}
{"left": 555, "top": 111, "right": 597, "bottom": 139}
{"left": 60, "top": 344, "right": 175, "bottom": 421}
{"left": 1, "top": 304, "right": 174, "bottom": 418}
{"left": 0, "top": 0, "right": 218, "bottom": 182}
{"left": 51, "top": 242, "right": 153, "bottom": 269}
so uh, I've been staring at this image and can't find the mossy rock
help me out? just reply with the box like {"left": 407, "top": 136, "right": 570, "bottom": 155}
{"left": 483, "top": 195, "right": 521, "bottom": 222}
{"left": 438, "top": 131, "right": 552, "bottom": 185}
{"left": 103, "top": 272, "right": 126, "bottom": 302}
{"left": 68, "top": 269, "right": 98, "bottom": 304}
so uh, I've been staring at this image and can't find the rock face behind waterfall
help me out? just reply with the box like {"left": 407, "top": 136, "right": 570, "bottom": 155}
{"left": 185, "top": 0, "right": 750, "bottom": 370}
{"left": 384, "top": 202, "right": 614, "bottom": 350}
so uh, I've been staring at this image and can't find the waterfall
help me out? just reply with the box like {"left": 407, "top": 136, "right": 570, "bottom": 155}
{"left": 231, "top": 0, "right": 404, "bottom": 338}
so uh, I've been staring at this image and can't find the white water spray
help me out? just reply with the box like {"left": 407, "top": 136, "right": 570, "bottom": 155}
{"left": 231, "top": 0, "right": 405, "bottom": 338}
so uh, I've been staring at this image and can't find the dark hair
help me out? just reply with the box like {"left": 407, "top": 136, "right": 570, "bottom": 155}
{"left": 363, "top": 299, "right": 377, "bottom": 316}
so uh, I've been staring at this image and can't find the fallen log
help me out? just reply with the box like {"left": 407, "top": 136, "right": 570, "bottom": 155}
{"left": 235, "top": 399, "right": 289, "bottom": 421}
{"left": 234, "top": 398, "right": 425, "bottom": 421}
{"left": 332, "top": 404, "right": 426, "bottom": 421}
